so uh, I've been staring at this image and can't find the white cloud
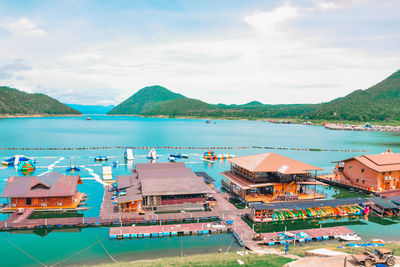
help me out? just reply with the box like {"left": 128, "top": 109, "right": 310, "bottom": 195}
{"left": 316, "top": 2, "right": 341, "bottom": 10}
{"left": 243, "top": 3, "right": 298, "bottom": 32}
{"left": 0, "top": 1, "right": 399, "bottom": 105}
{"left": 315, "top": 0, "right": 360, "bottom": 11}
{"left": 1, "top": 17, "right": 47, "bottom": 37}
{"left": 60, "top": 52, "right": 103, "bottom": 63}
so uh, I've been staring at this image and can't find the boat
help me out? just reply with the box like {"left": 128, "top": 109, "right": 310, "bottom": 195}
{"left": 147, "top": 148, "right": 159, "bottom": 160}
{"left": 113, "top": 161, "right": 119, "bottom": 167}
{"left": 168, "top": 156, "right": 176, "bottom": 162}
{"left": 339, "top": 233, "right": 362, "bottom": 241}
{"left": 86, "top": 117, "right": 92, "bottom": 120}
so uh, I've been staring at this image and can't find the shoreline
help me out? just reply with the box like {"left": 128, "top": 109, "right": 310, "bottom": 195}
{"left": 107, "top": 114, "right": 400, "bottom": 127}
{"left": 0, "top": 114, "right": 82, "bottom": 119}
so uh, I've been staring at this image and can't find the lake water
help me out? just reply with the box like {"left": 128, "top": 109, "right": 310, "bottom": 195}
{"left": 0, "top": 115, "right": 399, "bottom": 266}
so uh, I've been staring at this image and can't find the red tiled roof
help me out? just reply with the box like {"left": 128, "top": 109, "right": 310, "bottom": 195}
{"left": 228, "top": 153, "right": 322, "bottom": 174}
{"left": 1, "top": 171, "right": 81, "bottom": 198}
{"left": 341, "top": 152, "right": 400, "bottom": 172}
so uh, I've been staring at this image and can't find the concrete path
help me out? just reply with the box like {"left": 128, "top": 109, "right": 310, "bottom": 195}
{"left": 285, "top": 255, "right": 400, "bottom": 267}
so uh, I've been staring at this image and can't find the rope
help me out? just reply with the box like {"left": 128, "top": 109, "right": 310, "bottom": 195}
{"left": 49, "top": 237, "right": 104, "bottom": 267}
{"left": 96, "top": 235, "right": 118, "bottom": 263}
{"left": 5, "top": 238, "right": 48, "bottom": 267}
{"left": 180, "top": 235, "right": 184, "bottom": 263}
{"left": 223, "top": 237, "right": 235, "bottom": 255}
{"left": 0, "top": 145, "right": 368, "bottom": 152}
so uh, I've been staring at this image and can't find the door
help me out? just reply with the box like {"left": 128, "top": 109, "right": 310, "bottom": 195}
{"left": 385, "top": 181, "right": 391, "bottom": 190}
{"left": 26, "top": 198, "right": 32, "bottom": 206}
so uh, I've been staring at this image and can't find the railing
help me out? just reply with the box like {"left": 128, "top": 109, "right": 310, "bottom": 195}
{"left": 317, "top": 174, "right": 374, "bottom": 192}
{"left": 303, "top": 187, "right": 327, "bottom": 198}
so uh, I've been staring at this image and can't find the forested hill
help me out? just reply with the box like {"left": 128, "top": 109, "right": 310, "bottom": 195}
{"left": 307, "top": 70, "right": 400, "bottom": 121}
{"left": 107, "top": 85, "right": 318, "bottom": 118}
{"left": 109, "top": 70, "right": 400, "bottom": 122}
{"left": 0, "top": 86, "right": 80, "bottom": 115}
{"left": 108, "top": 85, "right": 185, "bottom": 114}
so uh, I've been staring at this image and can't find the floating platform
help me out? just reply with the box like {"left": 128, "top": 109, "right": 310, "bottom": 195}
{"left": 109, "top": 222, "right": 228, "bottom": 239}
{"left": 258, "top": 226, "right": 355, "bottom": 246}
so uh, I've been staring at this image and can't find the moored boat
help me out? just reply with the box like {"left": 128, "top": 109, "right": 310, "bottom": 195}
{"left": 339, "top": 233, "right": 362, "bottom": 241}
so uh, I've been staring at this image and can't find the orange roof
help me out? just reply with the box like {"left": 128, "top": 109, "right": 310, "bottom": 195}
{"left": 221, "top": 171, "right": 281, "bottom": 190}
{"left": 228, "top": 153, "right": 322, "bottom": 174}
{"left": 342, "top": 152, "right": 400, "bottom": 172}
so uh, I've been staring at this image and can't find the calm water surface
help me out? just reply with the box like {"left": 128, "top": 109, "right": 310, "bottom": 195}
{"left": 0, "top": 115, "right": 399, "bottom": 266}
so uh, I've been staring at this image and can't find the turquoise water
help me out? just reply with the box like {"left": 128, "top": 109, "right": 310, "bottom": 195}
{"left": 0, "top": 115, "right": 399, "bottom": 266}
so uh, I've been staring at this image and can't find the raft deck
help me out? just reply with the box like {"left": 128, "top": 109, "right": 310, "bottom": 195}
{"left": 259, "top": 226, "right": 355, "bottom": 245}
{"left": 109, "top": 222, "right": 228, "bottom": 239}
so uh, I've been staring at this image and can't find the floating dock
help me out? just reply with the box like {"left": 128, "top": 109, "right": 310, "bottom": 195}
{"left": 258, "top": 226, "right": 355, "bottom": 246}
{"left": 109, "top": 222, "right": 228, "bottom": 239}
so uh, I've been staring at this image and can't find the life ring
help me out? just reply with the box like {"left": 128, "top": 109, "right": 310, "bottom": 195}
{"left": 33, "top": 199, "right": 39, "bottom": 204}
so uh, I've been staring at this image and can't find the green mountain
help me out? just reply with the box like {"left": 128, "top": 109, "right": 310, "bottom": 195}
{"left": 0, "top": 86, "right": 80, "bottom": 115}
{"left": 108, "top": 85, "right": 317, "bottom": 118}
{"left": 108, "top": 85, "right": 185, "bottom": 114}
{"left": 108, "top": 70, "right": 400, "bottom": 121}
{"left": 307, "top": 70, "right": 400, "bottom": 121}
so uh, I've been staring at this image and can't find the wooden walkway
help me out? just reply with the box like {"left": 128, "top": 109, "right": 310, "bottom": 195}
{"left": 109, "top": 222, "right": 227, "bottom": 239}
{"left": 211, "top": 192, "right": 265, "bottom": 251}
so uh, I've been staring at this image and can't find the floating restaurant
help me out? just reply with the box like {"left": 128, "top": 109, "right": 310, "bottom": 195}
{"left": 114, "top": 162, "right": 214, "bottom": 213}
{"left": 0, "top": 171, "right": 85, "bottom": 212}
{"left": 221, "top": 153, "right": 327, "bottom": 203}
{"left": 319, "top": 149, "right": 400, "bottom": 196}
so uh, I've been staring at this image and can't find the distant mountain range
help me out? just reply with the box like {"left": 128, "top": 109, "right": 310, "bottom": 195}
{"left": 107, "top": 85, "right": 318, "bottom": 118}
{"left": 0, "top": 86, "right": 80, "bottom": 116}
{"left": 66, "top": 104, "right": 115, "bottom": 114}
{"left": 108, "top": 70, "right": 400, "bottom": 121}
{"left": 1, "top": 69, "right": 399, "bottom": 121}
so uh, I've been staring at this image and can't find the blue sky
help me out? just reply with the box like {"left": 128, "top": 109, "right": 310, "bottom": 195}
{"left": 0, "top": 0, "right": 399, "bottom": 105}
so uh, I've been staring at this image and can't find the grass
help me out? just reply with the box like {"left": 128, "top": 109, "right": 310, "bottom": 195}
{"left": 276, "top": 241, "right": 400, "bottom": 257}
{"left": 85, "top": 252, "right": 294, "bottom": 267}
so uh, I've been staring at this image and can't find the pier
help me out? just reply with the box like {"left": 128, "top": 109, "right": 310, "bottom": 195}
{"left": 109, "top": 222, "right": 228, "bottom": 239}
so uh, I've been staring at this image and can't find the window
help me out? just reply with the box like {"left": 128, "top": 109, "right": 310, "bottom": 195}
{"left": 356, "top": 179, "right": 359, "bottom": 183}
{"left": 383, "top": 172, "right": 386, "bottom": 175}
{"left": 26, "top": 198, "right": 32, "bottom": 206}
{"left": 362, "top": 180, "right": 365, "bottom": 184}
{"left": 361, "top": 169, "right": 364, "bottom": 173}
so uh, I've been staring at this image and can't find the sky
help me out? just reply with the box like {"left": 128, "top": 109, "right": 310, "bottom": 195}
{"left": 0, "top": 0, "right": 399, "bottom": 105}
